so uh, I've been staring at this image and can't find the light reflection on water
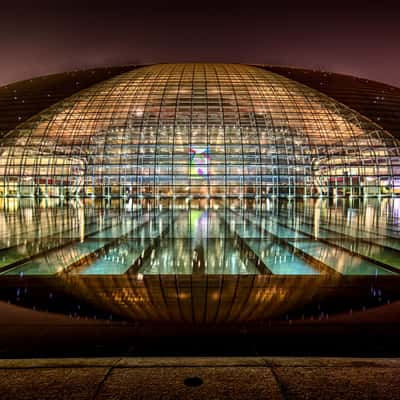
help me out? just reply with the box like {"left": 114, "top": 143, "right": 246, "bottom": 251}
{"left": 0, "top": 197, "right": 398, "bottom": 323}
{"left": 0, "top": 197, "right": 399, "bottom": 276}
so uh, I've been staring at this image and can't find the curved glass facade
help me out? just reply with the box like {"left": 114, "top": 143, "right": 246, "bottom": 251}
{"left": 1, "top": 64, "right": 400, "bottom": 337}
{"left": 0, "top": 63, "right": 399, "bottom": 204}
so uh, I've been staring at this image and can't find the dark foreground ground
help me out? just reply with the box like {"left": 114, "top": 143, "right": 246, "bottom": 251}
{"left": 0, "top": 357, "right": 400, "bottom": 399}
{"left": 1, "top": 300, "right": 400, "bottom": 398}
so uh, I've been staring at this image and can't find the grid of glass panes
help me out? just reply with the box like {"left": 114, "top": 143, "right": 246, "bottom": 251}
{"left": 0, "top": 63, "right": 399, "bottom": 201}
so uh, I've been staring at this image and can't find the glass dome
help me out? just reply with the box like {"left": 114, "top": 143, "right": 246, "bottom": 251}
{"left": 0, "top": 63, "right": 399, "bottom": 205}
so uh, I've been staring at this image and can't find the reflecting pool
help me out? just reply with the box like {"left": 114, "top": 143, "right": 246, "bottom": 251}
{"left": 0, "top": 197, "right": 399, "bottom": 324}
{"left": 0, "top": 198, "right": 399, "bottom": 277}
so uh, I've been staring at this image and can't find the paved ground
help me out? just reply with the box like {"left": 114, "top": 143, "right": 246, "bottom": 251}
{"left": 0, "top": 357, "right": 399, "bottom": 399}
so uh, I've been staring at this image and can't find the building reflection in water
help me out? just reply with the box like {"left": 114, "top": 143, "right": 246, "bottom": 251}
{"left": 0, "top": 198, "right": 399, "bottom": 324}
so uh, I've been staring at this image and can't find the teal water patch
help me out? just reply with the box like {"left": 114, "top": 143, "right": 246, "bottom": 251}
{"left": 245, "top": 239, "right": 320, "bottom": 275}
{"left": 80, "top": 240, "right": 150, "bottom": 275}
{"left": 3, "top": 240, "right": 107, "bottom": 275}
{"left": 289, "top": 240, "right": 393, "bottom": 275}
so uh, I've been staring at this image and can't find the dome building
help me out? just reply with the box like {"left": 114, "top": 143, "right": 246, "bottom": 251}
{"left": 0, "top": 63, "right": 399, "bottom": 206}
{"left": 0, "top": 64, "right": 399, "bottom": 324}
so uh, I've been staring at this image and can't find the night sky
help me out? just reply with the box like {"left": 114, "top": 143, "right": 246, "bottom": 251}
{"left": 1, "top": 0, "right": 399, "bottom": 87}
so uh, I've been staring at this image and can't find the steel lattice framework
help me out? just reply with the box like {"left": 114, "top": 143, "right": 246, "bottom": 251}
{"left": 0, "top": 63, "right": 399, "bottom": 204}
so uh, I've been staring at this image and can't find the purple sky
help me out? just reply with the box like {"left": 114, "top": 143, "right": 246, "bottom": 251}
{"left": 1, "top": 1, "right": 400, "bottom": 87}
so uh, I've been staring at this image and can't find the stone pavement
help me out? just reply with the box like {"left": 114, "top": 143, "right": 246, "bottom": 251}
{"left": 0, "top": 357, "right": 399, "bottom": 399}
